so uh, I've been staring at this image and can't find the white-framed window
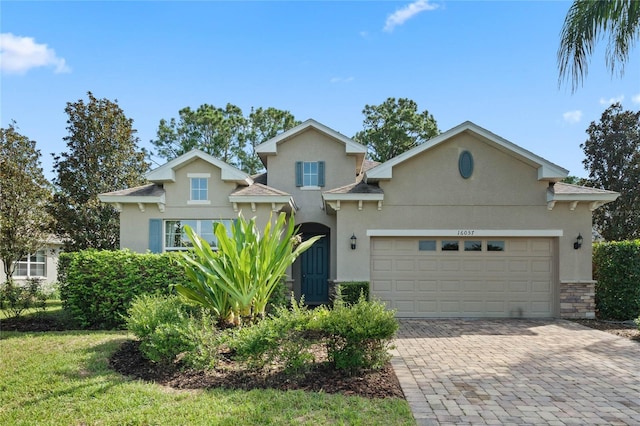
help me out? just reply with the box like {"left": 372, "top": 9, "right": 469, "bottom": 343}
{"left": 303, "top": 162, "right": 319, "bottom": 187}
{"left": 188, "top": 173, "right": 210, "bottom": 203}
{"left": 295, "top": 161, "right": 325, "bottom": 188}
{"left": 164, "top": 219, "right": 234, "bottom": 251}
{"left": 14, "top": 250, "right": 46, "bottom": 278}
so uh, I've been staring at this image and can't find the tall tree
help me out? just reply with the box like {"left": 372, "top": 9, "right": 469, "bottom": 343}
{"left": 151, "top": 104, "right": 299, "bottom": 175}
{"left": 239, "top": 107, "right": 300, "bottom": 174}
{"left": 582, "top": 103, "right": 640, "bottom": 240}
{"left": 49, "top": 92, "right": 149, "bottom": 251}
{"left": 353, "top": 97, "right": 439, "bottom": 163}
{"left": 0, "top": 122, "right": 52, "bottom": 282}
{"left": 558, "top": 0, "right": 640, "bottom": 92}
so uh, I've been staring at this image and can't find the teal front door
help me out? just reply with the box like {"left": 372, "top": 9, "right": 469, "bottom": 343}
{"left": 301, "top": 235, "right": 328, "bottom": 304}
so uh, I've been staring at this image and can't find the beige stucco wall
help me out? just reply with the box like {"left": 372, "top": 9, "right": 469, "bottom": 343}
{"left": 262, "top": 127, "right": 362, "bottom": 285}
{"left": 120, "top": 159, "right": 249, "bottom": 252}
{"left": 334, "top": 132, "right": 595, "bottom": 286}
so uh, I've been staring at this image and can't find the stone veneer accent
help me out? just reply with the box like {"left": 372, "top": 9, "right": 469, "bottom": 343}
{"left": 560, "top": 281, "right": 596, "bottom": 319}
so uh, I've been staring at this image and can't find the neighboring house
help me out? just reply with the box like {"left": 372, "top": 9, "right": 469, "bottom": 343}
{"left": 0, "top": 238, "right": 63, "bottom": 292}
{"left": 99, "top": 119, "right": 619, "bottom": 319}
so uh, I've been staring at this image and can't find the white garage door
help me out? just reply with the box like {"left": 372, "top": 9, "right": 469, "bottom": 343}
{"left": 370, "top": 237, "right": 555, "bottom": 318}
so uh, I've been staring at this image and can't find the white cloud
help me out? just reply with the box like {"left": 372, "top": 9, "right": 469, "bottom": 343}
{"left": 0, "top": 33, "right": 70, "bottom": 75}
{"left": 330, "top": 76, "right": 354, "bottom": 83}
{"left": 599, "top": 95, "right": 624, "bottom": 105}
{"left": 632, "top": 93, "right": 640, "bottom": 104}
{"left": 384, "top": 0, "right": 439, "bottom": 33}
{"left": 563, "top": 110, "right": 583, "bottom": 124}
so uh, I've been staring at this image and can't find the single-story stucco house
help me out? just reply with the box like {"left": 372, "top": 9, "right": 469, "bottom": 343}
{"left": 99, "top": 119, "right": 619, "bottom": 319}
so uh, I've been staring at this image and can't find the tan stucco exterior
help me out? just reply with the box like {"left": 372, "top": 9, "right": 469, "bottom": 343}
{"left": 99, "top": 119, "right": 618, "bottom": 318}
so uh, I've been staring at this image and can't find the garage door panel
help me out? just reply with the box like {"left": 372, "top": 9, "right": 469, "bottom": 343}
{"left": 532, "top": 280, "right": 551, "bottom": 292}
{"left": 532, "top": 259, "right": 552, "bottom": 273}
{"left": 418, "top": 280, "right": 438, "bottom": 291}
{"left": 371, "top": 237, "right": 555, "bottom": 318}
{"left": 486, "top": 260, "right": 506, "bottom": 272}
{"left": 395, "top": 300, "right": 416, "bottom": 314}
{"left": 463, "top": 260, "right": 484, "bottom": 272}
{"left": 508, "top": 281, "right": 529, "bottom": 292}
{"left": 396, "top": 259, "right": 415, "bottom": 271}
{"left": 532, "top": 239, "right": 552, "bottom": 253}
{"left": 372, "top": 259, "right": 392, "bottom": 272}
{"left": 372, "top": 279, "right": 392, "bottom": 292}
{"left": 396, "top": 280, "right": 415, "bottom": 292}
{"left": 441, "top": 260, "right": 461, "bottom": 271}
{"left": 508, "top": 260, "right": 529, "bottom": 272}
{"left": 418, "top": 259, "right": 438, "bottom": 271}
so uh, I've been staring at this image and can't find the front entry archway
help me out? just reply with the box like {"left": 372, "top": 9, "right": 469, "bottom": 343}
{"left": 299, "top": 223, "right": 329, "bottom": 304}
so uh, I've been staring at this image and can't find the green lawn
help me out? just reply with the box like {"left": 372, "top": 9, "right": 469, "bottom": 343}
{"left": 0, "top": 312, "right": 414, "bottom": 425}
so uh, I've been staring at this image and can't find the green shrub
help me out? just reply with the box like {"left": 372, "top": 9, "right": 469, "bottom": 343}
{"left": 0, "top": 278, "right": 47, "bottom": 318}
{"left": 312, "top": 295, "right": 398, "bottom": 374}
{"left": 59, "top": 250, "right": 189, "bottom": 329}
{"left": 180, "top": 310, "right": 222, "bottom": 370}
{"left": 227, "top": 297, "right": 317, "bottom": 375}
{"left": 336, "top": 282, "right": 369, "bottom": 305}
{"left": 126, "top": 294, "right": 193, "bottom": 363}
{"left": 593, "top": 240, "right": 640, "bottom": 320}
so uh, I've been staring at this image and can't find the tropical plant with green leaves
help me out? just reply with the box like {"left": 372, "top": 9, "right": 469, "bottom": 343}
{"left": 175, "top": 212, "right": 321, "bottom": 326}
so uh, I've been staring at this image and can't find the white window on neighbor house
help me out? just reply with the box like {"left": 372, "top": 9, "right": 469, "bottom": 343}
{"left": 295, "top": 161, "right": 325, "bottom": 188}
{"left": 188, "top": 173, "right": 210, "bottom": 204}
{"left": 14, "top": 250, "right": 46, "bottom": 278}
{"left": 164, "top": 219, "right": 234, "bottom": 251}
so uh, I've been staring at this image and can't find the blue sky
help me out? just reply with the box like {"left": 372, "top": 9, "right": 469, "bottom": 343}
{"left": 2, "top": 1, "right": 639, "bottom": 181}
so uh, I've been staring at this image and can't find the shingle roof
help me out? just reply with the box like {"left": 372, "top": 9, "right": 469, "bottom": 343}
{"left": 324, "top": 181, "right": 383, "bottom": 195}
{"left": 100, "top": 183, "right": 164, "bottom": 197}
{"left": 551, "top": 182, "right": 618, "bottom": 195}
{"left": 231, "top": 183, "right": 290, "bottom": 197}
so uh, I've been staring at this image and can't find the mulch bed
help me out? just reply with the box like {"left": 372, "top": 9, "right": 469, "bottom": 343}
{"left": 3, "top": 314, "right": 638, "bottom": 400}
{"left": 108, "top": 340, "right": 404, "bottom": 399}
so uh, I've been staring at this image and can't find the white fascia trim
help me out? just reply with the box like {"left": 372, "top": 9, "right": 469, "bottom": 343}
{"left": 146, "top": 149, "right": 252, "bottom": 184}
{"left": 323, "top": 193, "right": 384, "bottom": 201}
{"left": 228, "top": 195, "right": 293, "bottom": 204}
{"left": 547, "top": 192, "right": 620, "bottom": 203}
{"left": 366, "top": 229, "right": 564, "bottom": 237}
{"left": 255, "top": 119, "right": 367, "bottom": 156}
{"left": 97, "top": 194, "right": 165, "bottom": 204}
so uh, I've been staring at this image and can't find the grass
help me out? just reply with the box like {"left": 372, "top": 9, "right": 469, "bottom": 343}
{"left": 0, "top": 308, "right": 414, "bottom": 425}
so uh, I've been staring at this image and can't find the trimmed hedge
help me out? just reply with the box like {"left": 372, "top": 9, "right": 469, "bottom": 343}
{"left": 58, "top": 250, "right": 189, "bottom": 329}
{"left": 593, "top": 240, "right": 640, "bottom": 320}
{"left": 336, "top": 281, "right": 369, "bottom": 305}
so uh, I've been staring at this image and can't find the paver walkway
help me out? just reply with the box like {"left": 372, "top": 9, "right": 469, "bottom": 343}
{"left": 392, "top": 319, "right": 640, "bottom": 425}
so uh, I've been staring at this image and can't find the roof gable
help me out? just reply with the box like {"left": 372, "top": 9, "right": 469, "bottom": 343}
{"left": 365, "top": 121, "right": 568, "bottom": 182}
{"left": 146, "top": 149, "right": 252, "bottom": 184}
{"left": 255, "top": 119, "right": 367, "bottom": 162}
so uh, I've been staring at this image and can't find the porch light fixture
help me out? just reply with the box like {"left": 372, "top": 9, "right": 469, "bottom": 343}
{"left": 574, "top": 233, "right": 583, "bottom": 250}
{"left": 350, "top": 234, "right": 357, "bottom": 250}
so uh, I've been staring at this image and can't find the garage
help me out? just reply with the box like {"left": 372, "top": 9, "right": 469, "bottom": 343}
{"left": 370, "top": 236, "right": 556, "bottom": 318}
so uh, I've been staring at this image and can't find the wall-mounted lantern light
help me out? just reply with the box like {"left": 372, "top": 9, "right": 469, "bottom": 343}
{"left": 574, "top": 233, "right": 583, "bottom": 250}
{"left": 350, "top": 234, "right": 357, "bottom": 250}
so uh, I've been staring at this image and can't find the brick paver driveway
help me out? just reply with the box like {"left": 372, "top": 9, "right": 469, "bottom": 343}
{"left": 392, "top": 319, "right": 640, "bottom": 425}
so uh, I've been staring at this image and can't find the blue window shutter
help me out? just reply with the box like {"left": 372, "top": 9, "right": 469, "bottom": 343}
{"left": 295, "top": 161, "right": 303, "bottom": 187}
{"left": 149, "top": 219, "right": 162, "bottom": 253}
{"left": 318, "top": 161, "right": 325, "bottom": 187}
